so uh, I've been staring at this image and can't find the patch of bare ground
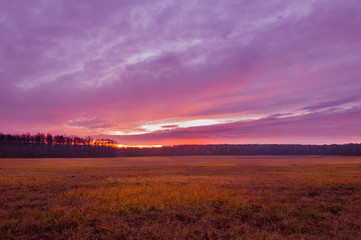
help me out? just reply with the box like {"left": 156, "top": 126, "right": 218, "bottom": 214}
{"left": 1, "top": 156, "right": 361, "bottom": 239}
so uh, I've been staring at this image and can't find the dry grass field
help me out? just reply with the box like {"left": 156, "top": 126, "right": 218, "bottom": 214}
{"left": 1, "top": 156, "right": 361, "bottom": 239}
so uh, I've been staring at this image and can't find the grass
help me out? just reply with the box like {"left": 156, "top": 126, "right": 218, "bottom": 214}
{"left": 1, "top": 156, "right": 361, "bottom": 239}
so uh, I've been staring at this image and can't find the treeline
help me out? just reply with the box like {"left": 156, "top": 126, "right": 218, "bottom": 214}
{"left": 1, "top": 132, "right": 360, "bottom": 157}
{"left": 0, "top": 133, "right": 118, "bottom": 158}
{"left": 118, "top": 144, "right": 361, "bottom": 156}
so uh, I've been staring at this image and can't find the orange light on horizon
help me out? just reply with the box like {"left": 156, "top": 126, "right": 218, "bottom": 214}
{"left": 116, "top": 144, "right": 163, "bottom": 148}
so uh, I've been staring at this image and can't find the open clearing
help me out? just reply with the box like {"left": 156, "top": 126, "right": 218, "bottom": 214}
{"left": 1, "top": 156, "right": 361, "bottom": 239}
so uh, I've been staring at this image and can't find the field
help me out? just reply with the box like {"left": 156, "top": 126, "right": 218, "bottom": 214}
{"left": 1, "top": 156, "right": 361, "bottom": 240}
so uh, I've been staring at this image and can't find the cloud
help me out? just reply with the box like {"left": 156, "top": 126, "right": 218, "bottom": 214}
{"left": 67, "top": 118, "right": 116, "bottom": 129}
{"left": 301, "top": 95, "right": 361, "bottom": 111}
{"left": 0, "top": 0, "right": 360, "bottom": 144}
{"left": 104, "top": 106, "right": 361, "bottom": 145}
{"left": 161, "top": 125, "right": 179, "bottom": 129}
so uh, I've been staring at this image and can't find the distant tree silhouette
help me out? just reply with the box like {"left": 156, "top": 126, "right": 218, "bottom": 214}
{"left": 46, "top": 134, "right": 53, "bottom": 145}
{"left": 0, "top": 132, "right": 118, "bottom": 158}
{"left": 117, "top": 144, "right": 361, "bottom": 157}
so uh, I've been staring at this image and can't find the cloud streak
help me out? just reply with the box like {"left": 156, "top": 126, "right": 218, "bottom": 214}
{"left": 104, "top": 106, "right": 361, "bottom": 145}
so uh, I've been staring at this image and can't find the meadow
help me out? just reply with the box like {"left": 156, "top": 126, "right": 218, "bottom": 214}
{"left": 1, "top": 156, "right": 361, "bottom": 239}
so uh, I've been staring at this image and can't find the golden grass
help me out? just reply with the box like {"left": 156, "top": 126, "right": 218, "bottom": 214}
{"left": 194, "top": 162, "right": 238, "bottom": 167}
{"left": 1, "top": 156, "right": 361, "bottom": 239}
{"left": 66, "top": 183, "right": 251, "bottom": 209}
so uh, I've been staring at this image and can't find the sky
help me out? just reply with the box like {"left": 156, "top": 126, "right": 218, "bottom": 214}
{"left": 1, "top": 0, "right": 361, "bottom": 146}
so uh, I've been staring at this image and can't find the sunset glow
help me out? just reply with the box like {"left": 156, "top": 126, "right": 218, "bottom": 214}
{"left": 116, "top": 144, "right": 163, "bottom": 148}
{"left": 1, "top": 0, "right": 360, "bottom": 145}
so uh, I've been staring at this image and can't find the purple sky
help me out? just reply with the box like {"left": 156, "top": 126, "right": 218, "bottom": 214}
{"left": 1, "top": 0, "right": 361, "bottom": 146}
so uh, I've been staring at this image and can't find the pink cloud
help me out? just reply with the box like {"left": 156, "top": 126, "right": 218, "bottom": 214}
{"left": 104, "top": 107, "right": 361, "bottom": 145}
